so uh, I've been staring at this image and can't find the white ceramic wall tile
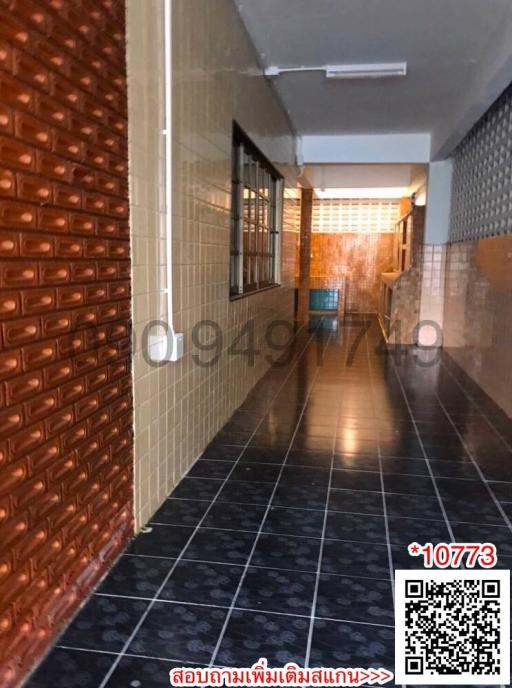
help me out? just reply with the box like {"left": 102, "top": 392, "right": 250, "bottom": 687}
{"left": 126, "top": 0, "right": 300, "bottom": 528}
{"left": 418, "top": 244, "right": 447, "bottom": 347}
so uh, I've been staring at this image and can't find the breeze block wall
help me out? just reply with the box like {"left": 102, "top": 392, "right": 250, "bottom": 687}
{"left": 444, "top": 83, "right": 512, "bottom": 416}
{"left": 0, "top": 1, "right": 133, "bottom": 685}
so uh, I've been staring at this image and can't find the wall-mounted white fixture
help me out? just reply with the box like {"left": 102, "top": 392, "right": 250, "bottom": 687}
{"left": 295, "top": 135, "right": 304, "bottom": 169}
{"left": 264, "top": 65, "right": 310, "bottom": 77}
{"left": 149, "top": 0, "right": 184, "bottom": 364}
{"left": 265, "top": 62, "right": 407, "bottom": 80}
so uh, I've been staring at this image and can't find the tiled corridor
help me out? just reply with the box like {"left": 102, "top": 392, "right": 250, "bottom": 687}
{"left": 26, "top": 316, "right": 512, "bottom": 687}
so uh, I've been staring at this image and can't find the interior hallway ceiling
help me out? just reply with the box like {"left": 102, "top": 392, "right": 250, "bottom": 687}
{"left": 234, "top": 0, "right": 512, "bottom": 157}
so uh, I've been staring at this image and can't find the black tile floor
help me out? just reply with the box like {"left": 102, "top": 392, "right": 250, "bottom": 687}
{"left": 26, "top": 315, "right": 512, "bottom": 687}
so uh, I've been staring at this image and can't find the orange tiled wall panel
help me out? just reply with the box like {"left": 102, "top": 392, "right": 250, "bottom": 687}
{"left": 309, "top": 233, "right": 395, "bottom": 312}
{"left": 0, "top": 1, "right": 133, "bottom": 685}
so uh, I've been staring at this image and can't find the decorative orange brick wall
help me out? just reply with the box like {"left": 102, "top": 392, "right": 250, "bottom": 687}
{"left": 0, "top": 1, "right": 133, "bottom": 685}
{"left": 309, "top": 233, "right": 395, "bottom": 313}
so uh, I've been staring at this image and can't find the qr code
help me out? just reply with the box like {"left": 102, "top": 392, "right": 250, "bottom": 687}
{"left": 395, "top": 570, "right": 510, "bottom": 685}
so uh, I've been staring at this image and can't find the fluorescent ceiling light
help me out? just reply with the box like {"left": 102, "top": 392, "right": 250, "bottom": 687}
{"left": 264, "top": 62, "right": 407, "bottom": 80}
{"left": 325, "top": 63, "right": 407, "bottom": 79}
{"left": 315, "top": 187, "right": 409, "bottom": 199}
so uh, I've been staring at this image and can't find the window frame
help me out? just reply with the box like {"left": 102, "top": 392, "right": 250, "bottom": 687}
{"left": 230, "top": 123, "right": 284, "bottom": 299}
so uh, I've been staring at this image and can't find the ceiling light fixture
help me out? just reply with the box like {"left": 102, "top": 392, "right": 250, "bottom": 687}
{"left": 264, "top": 62, "right": 407, "bottom": 80}
{"left": 325, "top": 63, "right": 407, "bottom": 79}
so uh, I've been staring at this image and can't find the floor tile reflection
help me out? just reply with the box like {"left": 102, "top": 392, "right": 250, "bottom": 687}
{"left": 26, "top": 315, "right": 512, "bottom": 686}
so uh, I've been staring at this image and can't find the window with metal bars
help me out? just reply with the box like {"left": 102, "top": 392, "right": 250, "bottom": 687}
{"left": 230, "top": 124, "right": 283, "bottom": 297}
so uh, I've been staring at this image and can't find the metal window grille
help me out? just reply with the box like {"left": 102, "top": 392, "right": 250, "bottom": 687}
{"left": 230, "top": 124, "right": 283, "bottom": 297}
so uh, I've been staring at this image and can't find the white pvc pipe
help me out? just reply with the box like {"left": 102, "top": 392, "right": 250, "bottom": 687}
{"left": 163, "top": 0, "right": 175, "bottom": 338}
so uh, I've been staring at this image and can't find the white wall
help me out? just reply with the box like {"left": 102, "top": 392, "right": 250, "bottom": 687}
{"left": 424, "top": 160, "right": 453, "bottom": 244}
{"left": 302, "top": 133, "right": 431, "bottom": 164}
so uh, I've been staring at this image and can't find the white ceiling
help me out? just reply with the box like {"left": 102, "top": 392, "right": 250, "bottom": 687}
{"left": 301, "top": 163, "right": 427, "bottom": 198}
{"left": 234, "top": 0, "right": 512, "bottom": 159}
{"left": 302, "top": 164, "right": 423, "bottom": 189}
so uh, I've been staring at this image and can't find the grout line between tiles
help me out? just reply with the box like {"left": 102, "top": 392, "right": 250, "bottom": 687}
{"left": 364, "top": 316, "right": 396, "bottom": 606}
{"left": 120, "top": 552, "right": 396, "bottom": 579}
{"left": 55, "top": 645, "right": 205, "bottom": 665}
{"left": 189, "top": 461, "right": 488, "bottom": 482}
{"left": 91, "top": 593, "right": 394, "bottom": 628}
{"left": 303, "top": 388, "right": 335, "bottom": 667}
{"left": 146, "top": 523, "right": 387, "bottom": 544}
{"left": 164, "top": 488, "right": 500, "bottom": 522}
